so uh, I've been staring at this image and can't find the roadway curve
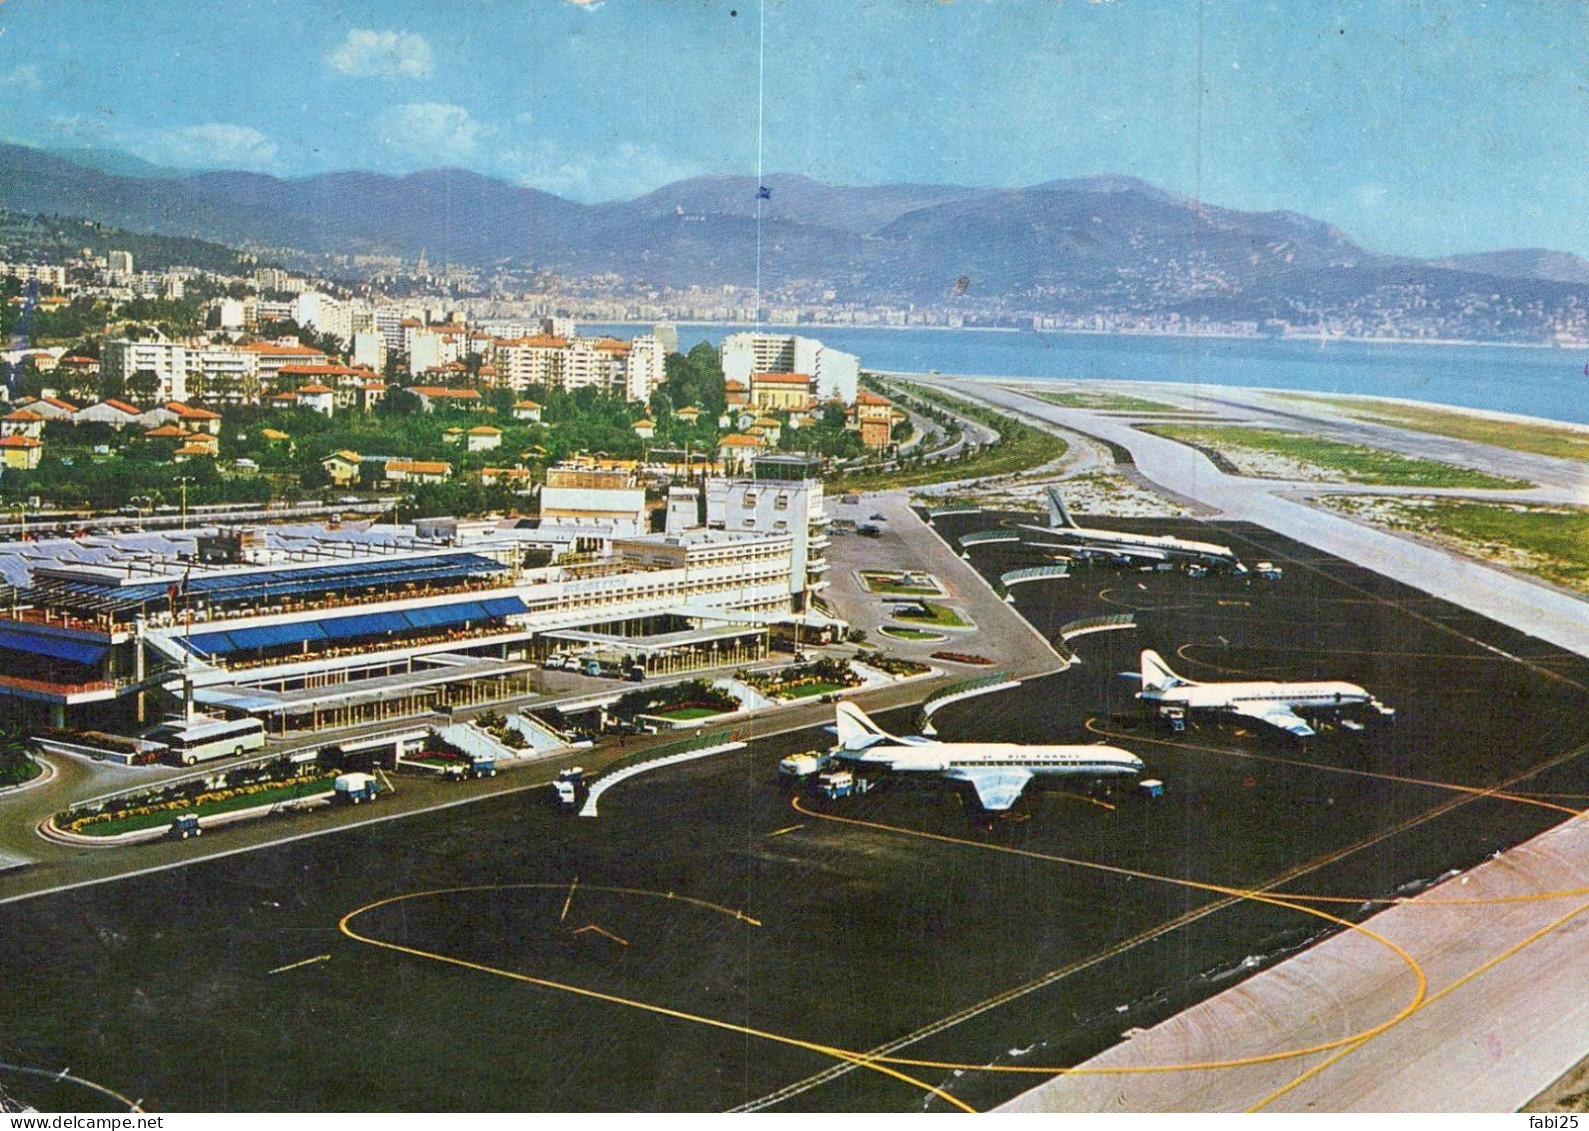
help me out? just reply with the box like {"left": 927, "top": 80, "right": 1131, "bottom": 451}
{"left": 928, "top": 378, "right": 1589, "bottom": 660}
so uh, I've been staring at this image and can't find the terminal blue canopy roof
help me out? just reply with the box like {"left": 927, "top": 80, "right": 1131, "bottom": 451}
{"left": 0, "top": 628, "right": 107, "bottom": 666}
{"left": 47, "top": 553, "right": 509, "bottom": 613}
{"left": 182, "top": 596, "right": 528, "bottom": 657}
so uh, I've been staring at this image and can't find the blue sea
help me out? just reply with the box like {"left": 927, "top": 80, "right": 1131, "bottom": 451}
{"left": 586, "top": 323, "right": 1589, "bottom": 426}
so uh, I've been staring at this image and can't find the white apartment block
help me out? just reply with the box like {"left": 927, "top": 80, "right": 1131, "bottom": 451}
{"left": 721, "top": 333, "right": 860, "bottom": 404}
{"left": 100, "top": 340, "right": 187, "bottom": 402}
{"left": 0, "top": 263, "right": 68, "bottom": 287}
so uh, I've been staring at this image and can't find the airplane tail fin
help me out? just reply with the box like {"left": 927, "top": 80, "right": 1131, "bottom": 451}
{"left": 1046, "top": 487, "right": 1077, "bottom": 529}
{"left": 1140, "top": 650, "right": 1191, "bottom": 692}
{"left": 835, "top": 702, "right": 893, "bottom": 750}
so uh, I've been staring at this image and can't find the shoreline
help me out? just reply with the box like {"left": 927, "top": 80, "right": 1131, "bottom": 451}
{"left": 579, "top": 319, "right": 1571, "bottom": 350}
{"left": 887, "top": 371, "right": 1589, "bottom": 433}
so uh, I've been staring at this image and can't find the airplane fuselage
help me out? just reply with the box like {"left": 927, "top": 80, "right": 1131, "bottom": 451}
{"left": 843, "top": 741, "right": 1143, "bottom": 776}
{"left": 1144, "top": 680, "right": 1371, "bottom": 713}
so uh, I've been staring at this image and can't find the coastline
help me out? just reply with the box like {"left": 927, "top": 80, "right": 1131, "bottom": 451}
{"left": 581, "top": 318, "right": 1569, "bottom": 349}
{"left": 888, "top": 371, "right": 1589, "bottom": 434}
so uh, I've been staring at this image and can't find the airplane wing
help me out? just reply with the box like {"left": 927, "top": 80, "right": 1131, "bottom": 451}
{"left": 1024, "top": 539, "right": 1169, "bottom": 562}
{"left": 1230, "top": 701, "right": 1315, "bottom": 737}
{"left": 945, "top": 767, "right": 1034, "bottom": 811}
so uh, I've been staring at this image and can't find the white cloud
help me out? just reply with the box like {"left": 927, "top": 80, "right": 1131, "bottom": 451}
{"left": 375, "top": 102, "right": 486, "bottom": 164}
{"left": 1, "top": 64, "right": 41, "bottom": 92}
{"left": 135, "top": 123, "right": 280, "bottom": 170}
{"left": 327, "top": 29, "right": 434, "bottom": 79}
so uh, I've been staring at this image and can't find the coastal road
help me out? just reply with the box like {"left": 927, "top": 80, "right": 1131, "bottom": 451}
{"left": 931, "top": 377, "right": 1589, "bottom": 660}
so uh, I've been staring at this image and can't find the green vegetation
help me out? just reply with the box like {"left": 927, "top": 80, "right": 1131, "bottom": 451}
{"left": 612, "top": 678, "right": 740, "bottom": 721}
{"left": 878, "top": 626, "right": 947, "bottom": 642}
{"left": 1321, "top": 497, "right": 1589, "bottom": 594}
{"left": 857, "top": 570, "right": 943, "bottom": 595}
{"left": 833, "top": 381, "right": 1067, "bottom": 492}
{"left": 0, "top": 726, "right": 40, "bottom": 788}
{"left": 740, "top": 657, "right": 863, "bottom": 699}
{"left": 1144, "top": 424, "right": 1532, "bottom": 488}
{"left": 861, "top": 653, "right": 933, "bottom": 677}
{"left": 0, "top": 210, "right": 260, "bottom": 275}
{"left": 66, "top": 773, "right": 339, "bottom": 837}
{"left": 890, "top": 602, "right": 972, "bottom": 629}
{"left": 1287, "top": 394, "right": 1589, "bottom": 464}
{"left": 1028, "top": 390, "right": 1189, "bottom": 414}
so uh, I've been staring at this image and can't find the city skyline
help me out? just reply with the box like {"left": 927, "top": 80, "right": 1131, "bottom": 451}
{"left": 0, "top": 1, "right": 1585, "bottom": 259}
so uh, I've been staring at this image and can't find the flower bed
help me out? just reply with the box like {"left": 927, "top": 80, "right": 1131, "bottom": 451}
{"left": 930, "top": 651, "right": 995, "bottom": 666}
{"left": 879, "top": 626, "right": 947, "bottom": 643}
{"left": 63, "top": 772, "right": 339, "bottom": 837}
{"left": 865, "top": 653, "right": 933, "bottom": 677}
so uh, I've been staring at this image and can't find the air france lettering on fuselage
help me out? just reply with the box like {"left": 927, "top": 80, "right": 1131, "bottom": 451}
{"left": 831, "top": 702, "right": 1143, "bottom": 811}
{"left": 1018, "top": 488, "right": 1239, "bottom": 567}
{"left": 1136, "top": 649, "right": 1379, "bottom": 737}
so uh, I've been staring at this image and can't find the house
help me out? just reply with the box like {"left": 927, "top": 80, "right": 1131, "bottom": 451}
{"left": 19, "top": 396, "right": 78, "bottom": 422}
{"left": 1, "top": 409, "right": 46, "bottom": 439}
{"left": 296, "top": 384, "right": 335, "bottom": 416}
{"left": 466, "top": 425, "right": 503, "bottom": 453}
{"left": 632, "top": 418, "right": 656, "bottom": 441}
{"left": 384, "top": 459, "right": 452, "bottom": 485}
{"left": 511, "top": 399, "right": 543, "bottom": 423}
{"left": 172, "top": 443, "right": 217, "bottom": 462}
{"left": 674, "top": 405, "right": 703, "bottom": 426}
{"left": 72, "top": 400, "right": 143, "bottom": 430}
{"left": 749, "top": 372, "right": 815, "bottom": 413}
{"left": 322, "top": 450, "right": 362, "bottom": 487}
{"left": 442, "top": 427, "right": 466, "bottom": 445}
{"left": 0, "top": 435, "right": 42, "bottom": 470}
{"left": 750, "top": 416, "right": 782, "bottom": 445}
{"left": 848, "top": 389, "right": 898, "bottom": 449}
{"left": 479, "top": 466, "right": 535, "bottom": 488}
{"left": 408, "top": 386, "right": 484, "bottom": 413}
{"left": 166, "top": 402, "right": 223, "bottom": 435}
{"left": 359, "top": 382, "right": 388, "bottom": 412}
{"left": 717, "top": 432, "right": 765, "bottom": 474}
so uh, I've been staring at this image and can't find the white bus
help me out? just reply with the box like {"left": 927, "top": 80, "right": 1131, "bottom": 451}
{"left": 149, "top": 716, "right": 267, "bottom": 766}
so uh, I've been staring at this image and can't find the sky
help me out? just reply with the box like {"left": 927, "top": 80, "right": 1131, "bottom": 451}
{"left": 0, "top": 0, "right": 1586, "bottom": 258}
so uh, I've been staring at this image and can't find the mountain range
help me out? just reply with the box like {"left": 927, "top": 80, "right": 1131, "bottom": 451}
{"left": 4, "top": 142, "right": 1589, "bottom": 337}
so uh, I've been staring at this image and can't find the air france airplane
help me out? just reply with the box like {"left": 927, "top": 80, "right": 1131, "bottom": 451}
{"left": 1136, "top": 649, "right": 1383, "bottom": 737}
{"left": 831, "top": 702, "right": 1144, "bottom": 811}
{"left": 1018, "top": 488, "right": 1240, "bottom": 567}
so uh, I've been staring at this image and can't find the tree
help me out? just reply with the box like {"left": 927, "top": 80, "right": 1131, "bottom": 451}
{"left": 127, "top": 369, "right": 162, "bottom": 404}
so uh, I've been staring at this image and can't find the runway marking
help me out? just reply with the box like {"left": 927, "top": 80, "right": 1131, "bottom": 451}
{"left": 789, "top": 797, "right": 1429, "bottom": 1077}
{"left": 767, "top": 824, "right": 804, "bottom": 837}
{"left": 0, "top": 1060, "right": 143, "bottom": 1112}
{"left": 742, "top": 742, "right": 1556, "bottom": 1110}
{"left": 559, "top": 875, "right": 579, "bottom": 924}
{"left": 1087, "top": 718, "right": 1589, "bottom": 825}
{"left": 267, "top": 954, "right": 331, "bottom": 975}
{"left": 339, "top": 881, "right": 972, "bottom": 1112}
{"left": 571, "top": 923, "right": 629, "bottom": 946}
{"left": 1248, "top": 896, "right": 1589, "bottom": 1112}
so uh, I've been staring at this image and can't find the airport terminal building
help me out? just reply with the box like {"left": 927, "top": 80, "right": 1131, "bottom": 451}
{"left": 0, "top": 515, "right": 819, "bottom": 736}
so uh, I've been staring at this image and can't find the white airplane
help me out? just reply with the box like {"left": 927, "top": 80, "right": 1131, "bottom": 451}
{"left": 1135, "top": 649, "right": 1383, "bottom": 738}
{"left": 1018, "top": 488, "right": 1240, "bottom": 567}
{"left": 831, "top": 702, "right": 1144, "bottom": 811}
